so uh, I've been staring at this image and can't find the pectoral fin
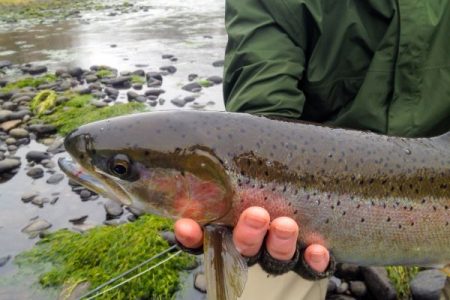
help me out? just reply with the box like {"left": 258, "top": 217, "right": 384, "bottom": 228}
{"left": 441, "top": 265, "right": 450, "bottom": 277}
{"left": 203, "top": 225, "right": 248, "bottom": 300}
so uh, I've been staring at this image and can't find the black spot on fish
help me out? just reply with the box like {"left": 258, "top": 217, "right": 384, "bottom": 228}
{"left": 356, "top": 204, "right": 361, "bottom": 209}
{"left": 441, "top": 184, "right": 448, "bottom": 189}
{"left": 398, "top": 224, "right": 402, "bottom": 229}
{"left": 421, "top": 199, "right": 426, "bottom": 204}
{"left": 325, "top": 219, "right": 329, "bottom": 224}
{"left": 342, "top": 211, "right": 346, "bottom": 216}
{"left": 387, "top": 217, "right": 391, "bottom": 222}
{"left": 410, "top": 222, "right": 414, "bottom": 226}
{"left": 79, "top": 154, "right": 84, "bottom": 159}
{"left": 433, "top": 206, "right": 437, "bottom": 211}
{"left": 294, "top": 210, "right": 298, "bottom": 214}
{"left": 282, "top": 185, "right": 287, "bottom": 192}
{"left": 144, "top": 151, "right": 149, "bottom": 156}
{"left": 361, "top": 218, "right": 365, "bottom": 222}
{"left": 337, "top": 200, "right": 341, "bottom": 206}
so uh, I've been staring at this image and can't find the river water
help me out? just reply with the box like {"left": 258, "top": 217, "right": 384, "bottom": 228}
{"left": 0, "top": 0, "right": 226, "bottom": 298}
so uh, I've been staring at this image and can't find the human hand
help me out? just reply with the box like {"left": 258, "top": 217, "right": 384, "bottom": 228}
{"left": 174, "top": 206, "right": 330, "bottom": 274}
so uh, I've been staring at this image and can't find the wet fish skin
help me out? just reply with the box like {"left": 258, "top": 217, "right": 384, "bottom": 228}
{"left": 63, "top": 110, "right": 450, "bottom": 268}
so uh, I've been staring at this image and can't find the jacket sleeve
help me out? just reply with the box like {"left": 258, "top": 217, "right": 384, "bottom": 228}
{"left": 223, "top": 0, "right": 309, "bottom": 118}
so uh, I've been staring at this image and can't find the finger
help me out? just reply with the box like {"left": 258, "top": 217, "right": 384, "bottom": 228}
{"left": 303, "top": 244, "right": 330, "bottom": 273}
{"left": 233, "top": 207, "right": 270, "bottom": 257}
{"left": 174, "top": 218, "right": 203, "bottom": 249}
{"left": 266, "top": 217, "right": 299, "bottom": 261}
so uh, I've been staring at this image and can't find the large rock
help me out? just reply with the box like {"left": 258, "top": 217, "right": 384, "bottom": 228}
{"left": 410, "top": 270, "right": 446, "bottom": 300}
{"left": 21, "top": 218, "right": 52, "bottom": 233}
{"left": 361, "top": 267, "right": 397, "bottom": 300}
{"left": 0, "top": 158, "right": 20, "bottom": 173}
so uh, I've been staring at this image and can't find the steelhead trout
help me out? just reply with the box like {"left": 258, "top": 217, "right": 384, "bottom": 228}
{"left": 59, "top": 110, "right": 450, "bottom": 299}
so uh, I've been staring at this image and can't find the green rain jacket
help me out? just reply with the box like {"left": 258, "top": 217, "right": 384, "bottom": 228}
{"left": 223, "top": 0, "right": 450, "bottom": 137}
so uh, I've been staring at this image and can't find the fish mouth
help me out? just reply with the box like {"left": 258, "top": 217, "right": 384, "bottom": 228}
{"left": 58, "top": 157, "right": 130, "bottom": 205}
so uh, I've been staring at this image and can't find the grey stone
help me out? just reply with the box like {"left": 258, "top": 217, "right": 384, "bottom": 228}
{"left": 109, "top": 76, "right": 131, "bottom": 89}
{"left": 50, "top": 196, "right": 59, "bottom": 204}
{"left": 189, "top": 102, "right": 206, "bottom": 110}
{"left": 7, "top": 145, "right": 17, "bottom": 152}
{"left": 28, "top": 124, "right": 57, "bottom": 135}
{"left": 0, "top": 60, "right": 12, "bottom": 69}
{"left": 21, "top": 191, "right": 38, "bottom": 203}
{"left": 159, "top": 65, "right": 177, "bottom": 74}
{"left": 188, "top": 73, "right": 198, "bottom": 81}
{"left": 132, "top": 83, "right": 143, "bottom": 90}
{"left": 27, "top": 65, "right": 48, "bottom": 75}
{"left": 326, "top": 295, "right": 357, "bottom": 300}
{"left": 104, "top": 200, "right": 123, "bottom": 217}
{"left": 361, "top": 267, "right": 397, "bottom": 300}
{"left": 9, "top": 128, "right": 29, "bottom": 139}
{"left": 1, "top": 119, "right": 22, "bottom": 132}
{"left": 147, "top": 79, "right": 162, "bottom": 87}
{"left": 104, "top": 87, "right": 119, "bottom": 97}
{"left": 69, "top": 215, "right": 88, "bottom": 225}
{"left": 68, "top": 67, "right": 83, "bottom": 78}
{"left": 182, "top": 82, "right": 202, "bottom": 93}
{"left": 184, "top": 96, "right": 196, "bottom": 103}
{"left": 103, "top": 219, "right": 126, "bottom": 226}
{"left": 162, "top": 54, "right": 174, "bottom": 59}
{"left": 42, "top": 159, "right": 56, "bottom": 169}
{"left": 212, "top": 60, "right": 224, "bottom": 67}
{"left": 170, "top": 98, "right": 187, "bottom": 107}
{"left": 2, "top": 101, "right": 18, "bottom": 111}
{"left": 158, "top": 98, "right": 165, "bottom": 105}
{"left": 9, "top": 109, "right": 31, "bottom": 120}
{"left": 0, "top": 158, "right": 20, "bottom": 173}
{"left": 134, "top": 96, "right": 147, "bottom": 103}
{"left": 0, "top": 255, "right": 11, "bottom": 267}
{"left": 80, "top": 190, "right": 92, "bottom": 200}
{"left": 336, "top": 263, "right": 362, "bottom": 281}
{"left": 72, "top": 222, "right": 97, "bottom": 233}
{"left": 349, "top": 281, "right": 367, "bottom": 297}
{"left": 127, "top": 205, "right": 144, "bottom": 217}
{"left": 132, "top": 69, "right": 145, "bottom": 77}
{"left": 21, "top": 218, "right": 52, "bottom": 233}
{"left": 328, "top": 276, "right": 341, "bottom": 293}
{"left": 26, "top": 167, "right": 44, "bottom": 179}
{"left": 0, "top": 80, "right": 8, "bottom": 88}
{"left": 194, "top": 272, "right": 207, "bottom": 293}
{"left": 26, "top": 151, "right": 51, "bottom": 163}
{"left": 336, "top": 282, "right": 349, "bottom": 294}
{"left": 92, "top": 100, "right": 108, "bottom": 108}
{"left": 5, "top": 137, "right": 17, "bottom": 145}
{"left": 159, "top": 231, "right": 176, "bottom": 246}
{"left": 46, "top": 173, "right": 64, "bottom": 184}
{"left": 85, "top": 74, "right": 98, "bottom": 83}
{"left": 146, "top": 71, "right": 163, "bottom": 82}
{"left": 410, "top": 270, "right": 446, "bottom": 300}
{"left": 32, "top": 196, "right": 49, "bottom": 207}
{"left": 207, "top": 75, "right": 223, "bottom": 84}
{"left": 145, "top": 89, "right": 165, "bottom": 97}
{"left": 47, "top": 138, "right": 65, "bottom": 154}
{"left": 127, "top": 91, "right": 139, "bottom": 101}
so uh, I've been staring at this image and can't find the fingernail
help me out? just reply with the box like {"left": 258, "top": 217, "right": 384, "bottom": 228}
{"left": 309, "top": 251, "right": 324, "bottom": 264}
{"left": 244, "top": 215, "right": 267, "bottom": 229}
{"left": 274, "top": 227, "right": 295, "bottom": 240}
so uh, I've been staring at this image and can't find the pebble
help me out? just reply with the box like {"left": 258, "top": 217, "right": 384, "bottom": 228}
{"left": 207, "top": 75, "right": 223, "bottom": 84}
{"left": 26, "top": 167, "right": 44, "bottom": 179}
{"left": 410, "top": 270, "right": 446, "bottom": 300}
{"left": 21, "top": 218, "right": 52, "bottom": 233}
{"left": 41, "top": 159, "right": 56, "bottom": 169}
{"left": 104, "top": 200, "right": 123, "bottom": 217}
{"left": 0, "top": 60, "right": 12, "bottom": 69}
{"left": 182, "top": 82, "right": 202, "bottom": 93}
{"left": 28, "top": 124, "right": 57, "bottom": 135}
{"left": 0, "top": 158, "right": 21, "bottom": 173}
{"left": 336, "top": 282, "right": 349, "bottom": 294}
{"left": 194, "top": 272, "right": 207, "bottom": 293}
{"left": 50, "top": 196, "right": 59, "bottom": 204}
{"left": 31, "top": 196, "right": 49, "bottom": 207}
{"left": 104, "top": 87, "right": 119, "bottom": 98}
{"left": 72, "top": 222, "right": 96, "bottom": 233}
{"left": 92, "top": 100, "right": 108, "bottom": 108}
{"left": 47, "top": 138, "right": 65, "bottom": 154}
{"left": 21, "top": 191, "right": 39, "bottom": 203}
{"left": 103, "top": 219, "right": 126, "bottom": 226}
{"left": 159, "top": 231, "right": 176, "bottom": 246}
{"left": 7, "top": 145, "right": 17, "bottom": 152}
{"left": 361, "top": 266, "right": 397, "bottom": 300}
{"left": 328, "top": 276, "right": 341, "bottom": 293}
{"left": 27, "top": 65, "right": 48, "bottom": 75}
{"left": 9, "top": 128, "right": 29, "bottom": 139}
{"left": 1, "top": 119, "right": 22, "bottom": 132}
{"left": 0, "top": 255, "right": 11, "bottom": 267}
{"left": 127, "top": 206, "right": 144, "bottom": 217}
{"left": 144, "top": 89, "right": 165, "bottom": 97}
{"left": 159, "top": 65, "right": 177, "bottom": 74}
{"left": 132, "top": 69, "right": 145, "bottom": 77}
{"left": 46, "top": 173, "right": 64, "bottom": 184}
{"left": 212, "top": 60, "right": 224, "bottom": 67}
{"left": 349, "top": 281, "right": 367, "bottom": 297}
{"left": 80, "top": 190, "right": 92, "bottom": 200}
{"left": 69, "top": 215, "right": 88, "bottom": 225}
{"left": 188, "top": 73, "right": 198, "bottom": 81}
{"left": 109, "top": 76, "right": 131, "bottom": 89}
{"left": 326, "top": 295, "right": 357, "bottom": 300}
{"left": 68, "top": 67, "right": 83, "bottom": 78}
{"left": 126, "top": 91, "right": 139, "bottom": 101}
{"left": 190, "top": 102, "right": 206, "bottom": 110}
{"left": 26, "top": 150, "right": 51, "bottom": 163}
{"left": 170, "top": 98, "right": 187, "bottom": 107}
{"left": 336, "top": 263, "right": 362, "bottom": 281}
{"left": 5, "top": 137, "right": 17, "bottom": 145}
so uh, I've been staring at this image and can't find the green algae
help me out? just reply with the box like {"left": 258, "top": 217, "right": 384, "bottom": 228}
{"left": 16, "top": 215, "right": 196, "bottom": 300}
{"left": 96, "top": 69, "right": 114, "bottom": 79}
{"left": 0, "top": 74, "right": 57, "bottom": 93}
{"left": 30, "top": 89, "right": 57, "bottom": 116}
{"left": 37, "top": 93, "right": 147, "bottom": 135}
{"left": 386, "top": 266, "right": 420, "bottom": 300}
{"left": 131, "top": 75, "right": 145, "bottom": 85}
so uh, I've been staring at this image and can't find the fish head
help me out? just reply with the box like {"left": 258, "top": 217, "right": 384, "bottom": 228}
{"left": 62, "top": 111, "right": 234, "bottom": 224}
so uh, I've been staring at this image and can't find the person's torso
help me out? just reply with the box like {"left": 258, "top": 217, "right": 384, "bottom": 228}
{"left": 298, "top": 0, "right": 450, "bottom": 137}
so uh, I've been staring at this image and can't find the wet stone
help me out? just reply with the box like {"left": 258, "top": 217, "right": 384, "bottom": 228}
{"left": 32, "top": 196, "right": 49, "bottom": 207}
{"left": 47, "top": 138, "right": 65, "bottom": 154}
{"left": 46, "top": 173, "right": 64, "bottom": 184}
{"left": 28, "top": 124, "right": 57, "bottom": 135}
{"left": 410, "top": 270, "right": 446, "bottom": 300}
{"left": 21, "top": 191, "right": 38, "bottom": 203}
{"left": 212, "top": 60, "right": 224, "bottom": 67}
{"left": 349, "top": 281, "right": 367, "bottom": 298}
{"left": 50, "top": 196, "right": 59, "bottom": 204}
{"left": 328, "top": 276, "right": 341, "bottom": 293}
{"left": 171, "top": 98, "right": 187, "bottom": 107}
{"left": 194, "top": 272, "right": 207, "bottom": 293}
{"left": 68, "top": 178, "right": 81, "bottom": 187}
{"left": 336, "top": 282, "right": 349, "bottom": 294}
{"left": 0, "top": 158, "right": 20, "bottom": 173}
{"left": 109, "top": 76, "right": 131, "bottom": 89}
{"left": 27, "top": 65, "right": 48, "bottom": 75}
{"left": 162, "top": 54, "right": 174, "bottom": 59}
{"left": 207, "top": 75, "right": 223, "bottom": 84}
{"left": 26, "top": 167, "right": 44, "bottom": 179}
{"left": 104, "top": 219, "right": 126, "bottom": 226}
{"left": 361, "top": 267, "right": 397, "bottom": 300}
{"left": 127, "top": 214, "right": 137, "bottom": 222}
{"left": 9, "top": 110, "right": 30, "bottom": 120}
{"left": 0, "top": 60, "right": 12, "bottom": 69}
{"left": 158, "top": 98, "right": 165, "bottom": 105}
{"left": 72, "top": 222, "right": 96, "bottom": 233}
{"left": 5, "top": 137, "right": 17, "bottom": 145}
{"left": 80, "top": 190, "right": 92, "bottom": 200}
{"left": 190, "top": 102, "right": 206, "bottom": 110}
{"left": 7, "top": 145, "right": 17, "bottom": 152}
{"left": 68, "top": 67, "right": 83, "bottom": 78}
{"left": 147, "top": 79, "right": 162, "bottom": 87}
{"left": 0, "top": 255, "right": 11, "bottom": 267}
{"left": 188, "top": 73, "right": 198, "bottom": 81}
{"left": 184, "top": 96, "right": 196, "bottom": 103}
{"left": 1, "top": 119, "right": 22, "bottom": 132}
{"left": 182, "top": 82, "right": 202, "bottom": 93}
{"left": 132, "top": 83, "right": 143, "bottom": 90}
{"left": 104, "top": 200, "right": 123, "bottom": 217}
{"left": 26, "top": 150, "right": 51, "bottom": 163}
{"left": 146, "top": 71, "right": 163, "bottom": 81}
{"left": 132, "top": 69, "right": 145, "bottom": 77}
{"left": 336, "top": 263, "right": 362, "bottom": 281}
{"left": 69, "top": 215, "right": 88, "bottom": 225}
{"left": 2, "top": 101, "right": 18, "bottom": 111}
{"left": 134, "top": 96, "right": 147, "bottom": 103}
{"left": 145, "top": 89, "right": 165, "bottom": 97}
{"left": 104, "top": 87, "right": 119, "bottom": 97}
{"left": 9, "top": 128, "right": 29, "bottom": 139}
{"left": 159, "top": 65, "right": 177, "bottom": 74}
{"left": 159, "top": 231, "right": 176, "bottom": 246}
{"left": 41, "top": 159, "right": 56, "bottom": 169}
{"left": 0, "top": 80, "right": 8, "bottom": 88}
{"left": 21, "top": 218, "right": 52, "bottom": 233}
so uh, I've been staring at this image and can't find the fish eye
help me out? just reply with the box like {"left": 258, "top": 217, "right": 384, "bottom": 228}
{"left": 109, "top": 154, "right": 131, "bottom": 178}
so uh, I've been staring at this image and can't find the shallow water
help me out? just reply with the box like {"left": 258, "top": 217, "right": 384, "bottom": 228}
{"left": 0, "top": 0, "right": 226, "bottom": 298}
